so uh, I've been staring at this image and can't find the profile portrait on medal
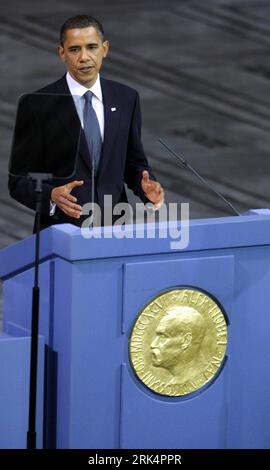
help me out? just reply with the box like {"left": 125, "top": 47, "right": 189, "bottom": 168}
{"left": 150, "top": 305, "right": 207, "bottom": 384}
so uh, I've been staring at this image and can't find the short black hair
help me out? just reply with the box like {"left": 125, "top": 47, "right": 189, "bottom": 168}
{"left": 60, "top": 15, "right": 105, "bottom": 46}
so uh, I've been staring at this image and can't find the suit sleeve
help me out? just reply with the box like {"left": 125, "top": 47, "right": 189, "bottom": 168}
{"left": 8, "top": 96, "right": 54, "bottom": 216}
{"left": 124, "top": 91, "right": 156, "bottom": 203}
{"left": 8, "top": 175, "right": 53, "bottom": 216}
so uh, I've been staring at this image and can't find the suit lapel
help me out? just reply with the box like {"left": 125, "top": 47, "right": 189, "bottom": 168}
{"left": 51, "top": 76, "right": 93, "bottom": 173}
{"left": 97, "top": 78, "right": 120, "bottom": 181}
{"left": 49, "top": 76, "right": 121, "bottom": 177}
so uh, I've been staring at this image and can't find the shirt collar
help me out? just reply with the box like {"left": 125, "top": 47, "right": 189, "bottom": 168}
{"left": 66, "top": 72, "right": 103, "bottom": 102}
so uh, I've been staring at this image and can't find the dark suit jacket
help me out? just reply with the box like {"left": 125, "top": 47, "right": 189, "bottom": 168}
{"left": 9, "top": 75, "right": 155, "bottom": 229}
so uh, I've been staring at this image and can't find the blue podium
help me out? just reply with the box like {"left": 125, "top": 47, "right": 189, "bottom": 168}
{"left": 1, "top": 216, "right": 270, "bottom": 449}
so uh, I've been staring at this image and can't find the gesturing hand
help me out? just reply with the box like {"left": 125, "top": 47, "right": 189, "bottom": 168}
{"left": 51, "top": 180, "right": 84, "bottom": 219}
{"left": 141, "top": 170, "right": 164, "bottom": 209}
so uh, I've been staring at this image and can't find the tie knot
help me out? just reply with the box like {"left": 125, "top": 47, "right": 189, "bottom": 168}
{"left": 84, "top": 90, "right": 93, "bottom": 105}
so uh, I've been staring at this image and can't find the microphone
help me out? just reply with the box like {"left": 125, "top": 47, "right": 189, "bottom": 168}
{"left": 158, "top": 138, "right": 241, "bottom": 216}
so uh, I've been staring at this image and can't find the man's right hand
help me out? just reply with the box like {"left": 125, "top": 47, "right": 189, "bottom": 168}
{"left": 51, "top": 180, "right": 84, "bottom": 219}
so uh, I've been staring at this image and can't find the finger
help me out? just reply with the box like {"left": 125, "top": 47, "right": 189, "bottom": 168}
{"left": 156, "top": 187, "right": 164, "bottom": 200}
{"left": 153, "top": 192, "right": 165, "bottom": 209}
{"left": 65, "top": 193, "right": 78, "bottom": 203}
{"left": 153, "top": 182, "right": 161, "bottom": 191}
{"left": 68, "top": 209, "right": 82, "bottom": 219}
{"left": 159, "top": 188, "right": 165, "bottom": 200}
{"left": 147, "top": 187, "right": 164, "bottom": 205}
{"left": 65, "top": 210, "right": 82, "bottom": 219}
{"left": 154, "top": 200, "right": 164, "bottom": 210}
{"left": 66, "top": 180, "right": 84, "bottom": 191}
{"left": 58, "top": 196, "right": 82, "bottom": 211}
{"left": 59, "top": 204, "right": 82, "bottom": 219}
{"left": 154, "top": 184, "right": 164, "bottom": 196}
{"left": 142, "top": 170, "right": 150, "bottom": 182}
{"left": 146, "top": 182, "right": 161, "bottom": 194}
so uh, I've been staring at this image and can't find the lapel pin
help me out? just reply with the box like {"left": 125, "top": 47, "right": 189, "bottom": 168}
{"left": 111, "top": 107, "right": 117, "bottom": 112}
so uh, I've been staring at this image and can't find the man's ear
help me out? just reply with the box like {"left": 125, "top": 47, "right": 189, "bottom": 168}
{"left": 103, "top": 40, "right": 109, "bottom": 58}
{"left": 58, "top": 45, "right": 65, "bottom": 62}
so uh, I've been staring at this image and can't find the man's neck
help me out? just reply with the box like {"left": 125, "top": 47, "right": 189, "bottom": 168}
{"left": 67, "top": 72, "right": 99, "bottom": 90}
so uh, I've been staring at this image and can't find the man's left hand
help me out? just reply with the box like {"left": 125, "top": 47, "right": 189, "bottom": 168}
{"left": 141, "top": 170, "right": 164, "bottom": 210}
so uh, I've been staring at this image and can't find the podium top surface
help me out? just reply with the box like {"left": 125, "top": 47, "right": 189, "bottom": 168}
{"left": 1, "top": 215, "right": 270, "bottom": 278}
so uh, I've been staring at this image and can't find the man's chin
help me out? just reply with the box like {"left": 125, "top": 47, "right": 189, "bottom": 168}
{"left": 72, "top": 72, "right": 97, "bottom": 87}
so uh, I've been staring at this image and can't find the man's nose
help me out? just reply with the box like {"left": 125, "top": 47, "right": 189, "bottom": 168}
{"left": 79, "top": 49, "right": 89, "bottom": 61}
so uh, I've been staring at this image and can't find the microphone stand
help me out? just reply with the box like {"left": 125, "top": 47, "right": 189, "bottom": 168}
{"left": 158, "top": 138, "right": 241, "bottom": 216}
{"left": 27, "top": 172, "right": 52, "bottom": 450}
{"left": 91, "top": 149, "right": 95, "bottom": 226}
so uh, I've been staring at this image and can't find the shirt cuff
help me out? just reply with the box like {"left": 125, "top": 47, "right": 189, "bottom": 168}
{"left": 50, "top": 201, "right": 56, "bottom": 216}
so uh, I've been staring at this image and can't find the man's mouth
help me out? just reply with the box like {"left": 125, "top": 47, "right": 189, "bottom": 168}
{"left": 79, "top": 66, "right": 93, "bottom": 73}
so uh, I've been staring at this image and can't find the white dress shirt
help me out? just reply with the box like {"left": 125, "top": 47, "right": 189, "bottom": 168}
{"left": 50, "top": 73, "right": 104, "bottom": 215}
{"left": 66, "top": 72, "right": 104, "bottom": 139}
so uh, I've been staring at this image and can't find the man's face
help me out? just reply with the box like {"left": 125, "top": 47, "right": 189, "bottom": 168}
{"left": 58, "top": 27, "right": 109, "bottom": 88}
{"left": 150, "top": 318, "right": 186, "bottom": 369}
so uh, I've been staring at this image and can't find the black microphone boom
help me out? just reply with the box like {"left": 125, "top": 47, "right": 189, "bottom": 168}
{"left": 158, "top": 138, "right": 240, "bottom": 216}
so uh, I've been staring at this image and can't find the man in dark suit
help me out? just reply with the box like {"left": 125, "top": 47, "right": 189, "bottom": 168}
{"left": 9, "top": 15, "right": 164, "bottom": 230}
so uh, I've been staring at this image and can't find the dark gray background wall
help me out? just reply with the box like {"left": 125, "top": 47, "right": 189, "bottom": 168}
{"left": 1, "top": 0, "right": 270, "bottom": 248}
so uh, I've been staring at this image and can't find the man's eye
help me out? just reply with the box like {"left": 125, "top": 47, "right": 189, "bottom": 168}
{"left": 69, "top": 48, "right": 79, "bottom": 53}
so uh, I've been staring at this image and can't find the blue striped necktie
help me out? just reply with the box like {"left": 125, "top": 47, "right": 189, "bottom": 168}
{"left": 83, "top": 91, "right": 102, "bottom": 175}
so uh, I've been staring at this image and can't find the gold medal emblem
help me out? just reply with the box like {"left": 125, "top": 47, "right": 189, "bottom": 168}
{"left": 129, "top": 289, "right": 228, "bottom": 396}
